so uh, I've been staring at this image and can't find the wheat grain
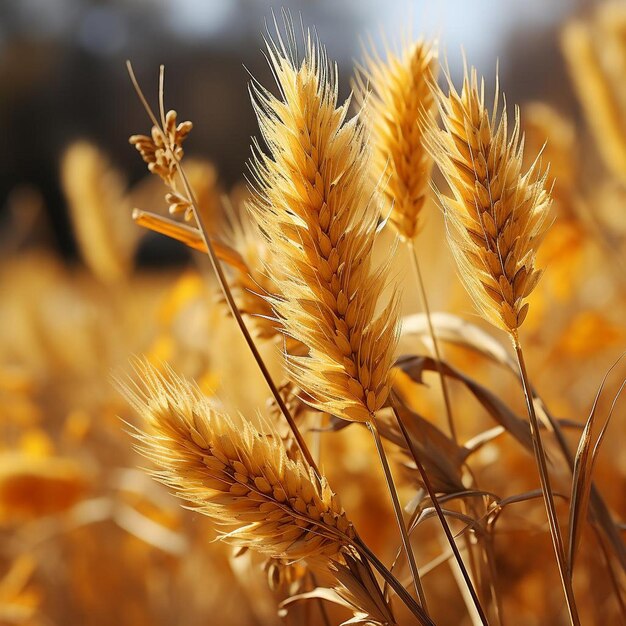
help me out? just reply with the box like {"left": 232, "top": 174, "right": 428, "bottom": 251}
{"left": 355, "top": 39, "right": 437, "bottom": 240}
{"left": 426, "top": 67, "right": 552, "bottom": 334}
{"left": 121, "top": 361, "right": 353, "bottom": 562}
{"left": 248, "top": 26, "right": 399, "bottom": 423}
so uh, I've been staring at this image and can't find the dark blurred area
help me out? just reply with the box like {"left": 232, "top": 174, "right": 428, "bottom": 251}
{"left": 0, "top": 0, "right": 582, "bottom": 260}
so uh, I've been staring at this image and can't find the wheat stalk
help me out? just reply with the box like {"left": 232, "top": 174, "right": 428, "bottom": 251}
{"left": 426, "top": 67, "right": 551, "bottom": 335}
{"left": 355, "top": 39, "right": 437, "bottom": 240}
{"left": 427, "top": 65, "right": 580, "bottom": 626}
{"left": 354, "top": 40, "right": 495, "bottom": 621}
{"left": 121, "top": 361, "right": 353, "bottom": 562}
{"left": 125, "top": 61, "right": 433, "bottom": 621}
{"left": 355, "top": 37, "right": 462, "bottom": 447}
{"left": 248, "top": 26, "right": 400, "bottom": 425}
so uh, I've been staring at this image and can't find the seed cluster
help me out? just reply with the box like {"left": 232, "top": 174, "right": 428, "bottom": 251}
{"left": 130, "top": 110, "right": 195, "bottom": 221}
{"left": 427, "top": 68, "right": 552, "bottom": 333}
{"left": 125, "top": 363, "right": 353, "bottom": 561}
{"left": 357, "top": 41, "right": 437, "bottom": 240}
{"left": 249, "top": 33, "right": 399, "bottom": 422}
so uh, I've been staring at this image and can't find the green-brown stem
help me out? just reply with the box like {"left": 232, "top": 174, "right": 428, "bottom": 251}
{"left": 392, "top": 406, "right": 489, "bottom": 626}
{"left": 368, "top": 421, "right": 429, "bottom": 613}
{"left": 408, "top": 241, "right": 457, "bottom": 443}
{"left": 513, "top": 337, "right": 580, "bottom": 626}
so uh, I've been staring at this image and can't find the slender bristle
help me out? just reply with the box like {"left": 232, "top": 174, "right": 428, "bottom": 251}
{"left": 426, "top": 67, "right": 552, "bottom": 334}
{"left": 120, "top": 361, "right": 353, "bottom": 562}
{"left": 248, "top": 25, "right": 400, "bottom": 423}
{"left": 356, "top": 39, "right": 438, "bottom": 240}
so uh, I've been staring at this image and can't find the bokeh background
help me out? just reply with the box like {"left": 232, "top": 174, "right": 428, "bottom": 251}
{"left": 1, "top": 0, "right": 581, "bottom": 262}
{"left": 1, "top": 1, "right": 625, "bottom": 625}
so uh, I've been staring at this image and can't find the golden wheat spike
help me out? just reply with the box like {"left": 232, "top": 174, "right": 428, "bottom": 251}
{"left": 248, "top": 25, "right": 400, "bottom": 423}
{"left": 121, "top": 361, "right": 353, "bottom": 561}
{"left": 561, "top": 10, "right": 626, "bottom": 183}
{"left": 61, "top": 141, "right": 137, "bottom": 283}
{"left": 355, "top": 39, "right": 437, "bottom": 240}
{"left": 426, "top": 67, "right": 552, "bottom": 334}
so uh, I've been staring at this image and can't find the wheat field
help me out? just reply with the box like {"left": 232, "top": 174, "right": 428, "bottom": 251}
{"left": 1, "top": 4, "right": 625, "bottom": 626}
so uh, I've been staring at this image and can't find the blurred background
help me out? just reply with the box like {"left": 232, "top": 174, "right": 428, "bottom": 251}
{"left": 0, "top": 0, "right": 583, "bottom": 262}
{"left": 2, "top": 1, "right": 626, "bottom": 625}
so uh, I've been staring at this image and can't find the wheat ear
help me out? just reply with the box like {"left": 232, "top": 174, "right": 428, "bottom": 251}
{"left": 427, "top": 66, "right": 580, "bottom": 626}
{"left": 61, "top": 141, "right": 136, "bottom": 282}
{"left": 248, "top": 26, "right": 400, "bottom": 425}
{"left": 355, "top": 37, "right": 459, "bottom": 440}
{"left": 123, "top": 363, "right": 433, "bottom": 624}
{"left": 122, "top": 361, "right": 352, "bottom": 562}
{"left": 426, "top": 67, "right": 551, "bottom": 334}
{"left": 355, "top": 39, "right": 437, "bottom": 240}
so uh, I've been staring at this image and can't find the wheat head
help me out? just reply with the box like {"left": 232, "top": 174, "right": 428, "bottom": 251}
{"left": 248, "top": 26, "right": 399, "bottom": 423}
{"left": 426, "top": 67, "right": 552, "bottom": 334}
{"left": 61, "top": 141, "right": 136, "bottom": 283}
{"left": 121, "top": 361, "right": 354, "bottom": 562}
{"left": 561, "top": 6, "right": 626, "bottom": 183}
{"left": 355, "top": 39, "right": 437, "bottom": 240}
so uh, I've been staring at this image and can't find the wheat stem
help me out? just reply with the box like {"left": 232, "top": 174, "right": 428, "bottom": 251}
{"left": 368, "top": 421, "right": 429, "bottom": 613}
{"left": 483, "top": 535, "right": 503, "bottom": 626}
{"left": 592, "top": 526, "right": 626, "bottom": 621}
{"left": 392, "top": 405, "right": 489, "bottom": 625}
{"left": 353, "top": 534, "right": 434, "bottom": 626}
{"left": 408, "top": 240, "right": 457, "bottom": 443}
{"left": 309, "top": 571, "right": 332, "bottom": 626}
{"left": 408, "top": 233, "right": 492, "bottom": 624}
{"left": 125, "top": 61, "right": 319, "bottom": 477}
{"left": 513, "top": 338, "right": 580, "bottom": 626}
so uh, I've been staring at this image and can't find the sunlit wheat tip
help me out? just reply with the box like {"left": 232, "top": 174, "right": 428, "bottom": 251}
{"left": 356, "top": 38, "right": 438, "bottom": 240}
{"left": 121, "top": 361, "right": 354, "bottom": 561}
{"left": 426, "top": 67, "right": 552, "bottom": 334}
{"left": 248, "top": 25, "right": 400, "bottom": 423}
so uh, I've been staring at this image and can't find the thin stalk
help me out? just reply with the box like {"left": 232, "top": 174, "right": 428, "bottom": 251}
{"left": 592, "top": 526, "right": 626, "bottom": 621}
{"left": 483, "top": 534, "right": 504, "bottom": 626}
{"left": 533, "top": 392, "right": 626, "bottom": 572}
{"left": 309, "top": 571, "right": 332, "bottom": 626}
{"left": 392, "top": 406, "right": 489, "bottom": 626}
{"left": 513, "top": 337, "right": 580, "bottom": 626}
{"left": 459, "top": 497, "right": 487, "bottom": 617}
{"left": 353, "top": 535, "right": 435, "bottom": 626}
{"left": 126, "top": 62, "right": 319, "bottom": 476}
{"left": 368, "top": 421, "right": 429, "bottom": 613}
{"left": 408, "top": 241, "right": 457, "bottom": 443}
